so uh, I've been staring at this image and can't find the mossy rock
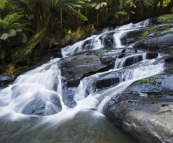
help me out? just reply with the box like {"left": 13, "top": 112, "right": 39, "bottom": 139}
{"left": 157, "top": 14, "right": 173, "bottom": 23}
{"left": 141, "top": 25, "right": 173, "bottom": 37}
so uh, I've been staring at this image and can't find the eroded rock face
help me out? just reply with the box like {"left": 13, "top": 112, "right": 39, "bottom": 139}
{"left": 103, "top": 91, "right": 173, "bottom": 143}
{"left": 133, "top": 32, "right": 173, "bottom": 51}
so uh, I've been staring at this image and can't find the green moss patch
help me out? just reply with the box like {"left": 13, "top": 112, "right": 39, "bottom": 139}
{"left": 141, "top": 25, "right": 172, "bottom": 37}
{"left": 158, "top": 14, "right": 173, "bottom": 23}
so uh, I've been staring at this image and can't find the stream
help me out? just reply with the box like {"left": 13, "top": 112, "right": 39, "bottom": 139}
{"left": 0, "top": 19, "right": 166, "bottom": 143}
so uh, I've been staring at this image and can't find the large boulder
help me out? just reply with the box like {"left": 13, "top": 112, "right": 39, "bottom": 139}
{"left": 133, "top": 32, "right": 173, "bottom": 51}
{"left": 58, "top": 52, "right": 115, "bottom": 87}
{"left": 121, "top": 30, "right": 143, "bottom": 45}
{"left": 103, "top": 69, "right": 173, "bottom": 143}
{"left": 104, "top": 91, "right": 173, "bottom": 143}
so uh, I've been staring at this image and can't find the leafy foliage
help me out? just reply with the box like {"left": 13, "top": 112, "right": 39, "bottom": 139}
{"left": 1, "top": 0, "right": 173, "bottom": 75}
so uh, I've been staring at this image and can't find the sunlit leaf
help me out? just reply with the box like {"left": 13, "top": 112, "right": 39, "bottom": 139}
{"left": 0, "top": 33, "right": 9, "bottom": 40}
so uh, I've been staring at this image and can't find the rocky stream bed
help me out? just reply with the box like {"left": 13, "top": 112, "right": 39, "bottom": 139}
{"left": 1, "top": 15, "right": 173, "bottom": 143}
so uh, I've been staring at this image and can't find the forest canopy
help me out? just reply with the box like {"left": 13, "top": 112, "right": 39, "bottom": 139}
{"left": 0, "top": 0, "right": 173, "bottom": 76}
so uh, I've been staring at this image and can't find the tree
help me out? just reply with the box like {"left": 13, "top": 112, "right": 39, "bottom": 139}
{"left": 11, "top": 0, "right": 89, "bottom": 64}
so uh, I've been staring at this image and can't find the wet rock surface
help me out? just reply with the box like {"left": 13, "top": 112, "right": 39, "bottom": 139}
{"left": 133, "top": 32, "right": 173, "bottom": 52}
{"left": 121, "top": 30, "right": 143, "bottom": 45}
{"left": 58, "top": 53, "right": 108, "bottom": 85}
{"left": 0, "top": 76, "right": 14, "bottom": 87}
{"left": 104, "top": 69, "right": 173, "bottom": 143}
{"left": 58, "top": 50, "right": 116, "bottom": 108}
{"left": 100, "top": 32, "right": 115, "bottom": 47}
{"left": 11, "top": 85, "right": 62, "bottom": 116}
{"left": 104, "top": 91, "right": 173, "bottom": 143}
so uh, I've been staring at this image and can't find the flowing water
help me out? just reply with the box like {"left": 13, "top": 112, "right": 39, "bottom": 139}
{"left": 0, "top": 19, "right": 166, "bottom": 143}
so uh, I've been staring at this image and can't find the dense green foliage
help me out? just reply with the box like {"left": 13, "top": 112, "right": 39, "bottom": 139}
{"left": 0, "top": 0, "right": 173, "bottom": 75}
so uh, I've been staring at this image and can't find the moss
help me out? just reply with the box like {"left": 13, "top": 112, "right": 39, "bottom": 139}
{"left": 141, "top": 30, "right": 150, "bottom": 37}
{"left": 162, "top": 47, "right": 173, "bottom": 54}
{"left": 158, "top": 14, "right": 173, "bottom": 23}
{"left": 139, "top": 76, "right": 162, "bottom": 86}
{"left": 92, "top": 67, "right": 99, "bottom": 71}
{"left": 141, "top": 25, "right": 172, "bottom": 37}
{"left": 139, "top": 79, "right": 147, "bottom": 84}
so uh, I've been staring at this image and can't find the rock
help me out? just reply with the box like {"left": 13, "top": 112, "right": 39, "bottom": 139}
{"left": 100, "top": 56, "right": 115, "bottom": 65}
{"left": 96, "top": 74, "right": 120, "bottom": 89}
{"left": 58, "top": 53, "right": 114, "bottom": 86}
{"left": 146, "top": 52, "right": 158, "bottom": 59}
{"left": 58, "top": 52, "right": 116, "bottom": 108}
{"left": 11, "top": 85, "right": 62, "bottom": 116}
{"left": 127, "top": 72, "right": 173, "bottom": 94}
{"left": 165, "top": 56, "right": 173, "bottom": 63}
{"left": 103, "top": 91, "right": 173, "bottom": 143}
{"left": 123, "top": 55, "right": 143, "bottom": 67}
{"left": 0, "top": 76, "right": 14, "bottom": 87}
{"left": 133, "top": 33, "right": 173, "bottom": 51}
{"left": 103, "top": 70, "right": 173, "bottom": 143}
{"left": 121, "top": 30, "right": 143, "bottom": 45}
{"left": 100, "top": 32, "right": 115, "bottom": 47}
{"left": 62, "top": 87, "right": 77, "bottom": 108}
{"left": 82, "top": 39, "right": 93, "bottom": 51}
{"left": 48, "top": 43, "right": 62, "bottom": 58}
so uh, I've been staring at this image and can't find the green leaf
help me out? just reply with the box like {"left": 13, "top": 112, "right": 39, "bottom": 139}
{"left": 95, "top": 4, "right": 100, "bottom": 10}
{"left": 67, "top": 6, "right": 88, "bottom": 21}
{"left": 18, "top": 33, "right": 27, "bottom": 43}
{"left": 8, "top": 23, "right": 22, "bottom": 29}
{"left": 8, "top": 29, "right": 16, "bottom": 37}
{"left": 4, "top": 13, "right": 23, "bottom": 25}
{"left": 91, "top": 3, "right": 97, "bottom": 7}
{"left": 0, "top": 0, "right": 5, "bottom": 10}
{"left": 0, "top": 19, "right": 8, "bottom": 29}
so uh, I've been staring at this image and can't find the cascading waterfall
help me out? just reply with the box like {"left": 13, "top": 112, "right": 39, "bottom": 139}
{"left": 114, "top": 53, "right": 147, "bottom": 68}
{"left": 0, "top": 18, "right": 166, "bottom": 143}
{"left": 0, "top": 58, "right": 63, "bottom": 117}
{"left": 61, "top": 19, "right": 150, "bottom": 57}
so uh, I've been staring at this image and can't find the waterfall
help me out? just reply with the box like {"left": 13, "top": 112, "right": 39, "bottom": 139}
{"left": 114, "top": 53, "right": 147, "bottom": 68}
{"left": 0, "top": 58, "right": 63, "bottom": 117}
{"left": 0, "top": 18, "right": 167, "bottom": 143}
{"left": 61, "top": 19, "right": 150, "bottom": 57}
{"left": 75, "top": 60, "right": 164, "bottom": 103}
